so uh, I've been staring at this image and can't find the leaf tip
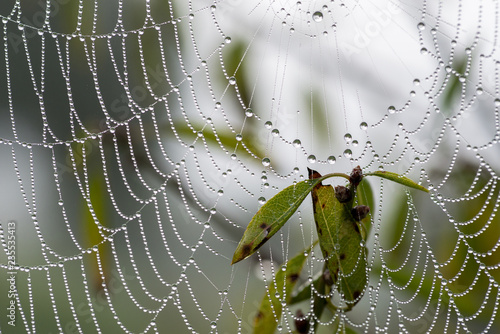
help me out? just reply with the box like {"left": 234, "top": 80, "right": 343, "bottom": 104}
{"left": 231, "top": 252, "right": 245, "bottom": 265}
{"left": 231, "top": 243, "right": 253, "bottom": 265}
{"left": 307, "top": 168, "right": 322, "bottom": 180}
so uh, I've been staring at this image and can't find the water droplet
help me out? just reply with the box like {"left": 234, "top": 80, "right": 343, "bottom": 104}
{"left": 312, "top": 11, "right": 323, "bottom": 22}
{"left": 343, "top": 149, "right": 352, "bottom": 158}
{"left": 271, "top": 129, "right": 280, "bottom": 137}
{"left": 344, "top": 133, "right": 352, "bottom": 143}
{"left": 210, "top": 321, "right": 217, "bottom": 329}
{"left": 327, "top": 156, "right": 336, "bottom": 164}
{"left": 258, "top": 197, "right": 266, "bottom": 205}
{"left": 229, "top": 76, "right": 236, "bottom": 85}
{"left": 307, "top": 155, "right": 316, "bottom": 163}
{"left": 420, "top": 47, "right": 428, "bottom": 55}
{"left": 387, "top": 106, "right": 396, "bottom": 114}
{"left": 210, "top": 208, "right": 216, "bottom": 215}
{"left": 245, "top": 108, "right": 254, "bottom": 117}
{"left": 264, "top": 121, "right": 272, "bottom": 129}
{"left": 262, "top": 157, "right": 271, "bottom": 167}
{"left": 417, "top": 22, "right": 425, "bottom": 30}
{"left": 495, "top": 98, "right": 500, "bottom": 107}
{"left": 413, "top": 79, "right": 420, "bottom": 86}
{"left": 224, "top": 36, "right": 232, "bottom": 44}
{"left": 360, "top": 122, "right": 368, "bottom": 130}
{"left": 235, "top": 134, "right": 243, "bottom": 141}
{"left": 293, "top": 139, "right": 301, "bottom": 148}
{"left": 476, "top": 87, "right": 483, "bottom": 95}
{"left": 261, "top": 175, "right": 267, "bottom": 183}
{"left": 197, "top": 131, "right": 204, "bottom": 137}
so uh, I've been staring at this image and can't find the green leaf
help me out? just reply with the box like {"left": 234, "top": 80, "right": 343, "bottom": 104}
{"left": 253, "top": 248, "right": 310, "bottom": 334}
{"left": 366, "top": 171, "right": 429, "bottom": 193}
{"left": 232, "top": 173, "right": 347, "bottom": 264}
{"left": 309, "top": 273, "right": 328, "bottom": 332}
{"left": 356, "top": 178, "right": 374, "bottom": 237}
{"left": 289, "top": 275, "right": 318, "bottom": 305}
{"left": 311, "top": 178, "right": 368, "bottom": 306}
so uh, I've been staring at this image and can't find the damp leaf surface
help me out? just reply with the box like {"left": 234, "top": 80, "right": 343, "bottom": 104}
{"left": 311, "top": 179, "right": 368, "bottom": 306}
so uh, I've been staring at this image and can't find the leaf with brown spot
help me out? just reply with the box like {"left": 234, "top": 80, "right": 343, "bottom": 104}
{"left": 253, "top": 246, "right": 311, "bottom": 334}
{"left": 311, "top": 173, "right": 368, "bottom": 307}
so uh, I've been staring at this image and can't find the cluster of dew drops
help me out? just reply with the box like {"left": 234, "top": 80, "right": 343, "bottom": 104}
{"left": 266, "top": 121, "right": 368, "bottom": 167}
{"left": 260, "top": 120, "right": 369, "bottom": 189}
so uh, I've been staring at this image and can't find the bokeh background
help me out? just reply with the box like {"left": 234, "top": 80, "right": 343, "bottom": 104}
{"left": 0, "top": 1, "right": 499, "bottom": 333}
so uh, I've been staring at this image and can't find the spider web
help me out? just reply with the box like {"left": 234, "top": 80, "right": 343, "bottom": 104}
{"left": 0, "top": 0, "right": 499, "bottom": 333}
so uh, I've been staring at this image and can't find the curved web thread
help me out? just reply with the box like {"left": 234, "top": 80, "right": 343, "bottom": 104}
{"left": 0, "top": 0, "right": 498, "bottom": 333}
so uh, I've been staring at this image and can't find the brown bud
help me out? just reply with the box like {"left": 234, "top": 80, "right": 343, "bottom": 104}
{"left": 335, "top": 185, "right": 352, "bottom": 203}
{"left": 294, "top": 309, "right": 310, "bottom": 334}
{"left": 351, "top": 205, "right": 370, "bottom": 221}
{"left": 323, "top": 268, "right": 334, "bottom": 286}
{"left": 349, "top": 166, "right": 363, "bottom": 188}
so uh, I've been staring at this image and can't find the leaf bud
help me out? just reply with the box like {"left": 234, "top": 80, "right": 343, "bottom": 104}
{"left": 351, "top": 205, "right": 370, "bottom": 221}
{"left": 349, "top": 166, "right": 363, "bottom": 188}
{"left": 323, "top": 268, "right": 334, "bottom": 286}
{"left": 335, "top": 185, "right": 352, "bottom": 203}
{"left": 294, "top": 309, "right": 310, "bottom": 334}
